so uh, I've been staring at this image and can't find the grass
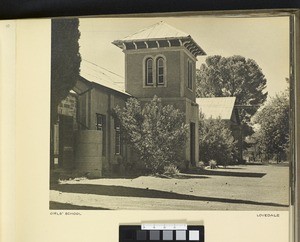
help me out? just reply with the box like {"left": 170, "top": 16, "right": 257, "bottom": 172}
{"left": 50, "top": 164, "right": 289, "bottom": 210}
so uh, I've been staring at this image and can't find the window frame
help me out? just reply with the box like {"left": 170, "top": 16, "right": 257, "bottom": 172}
{"left": 115, "top": 121, "right": 122, "bottom": 155}
{"left": 96, "top": 113, "right": 104, "bottom": 131}
{"left": 145, "top": 57, "right": 154, "bottom": 86}
{"left": 143, "top": 55, "right": 167, "bottom": 88}
{"left": 156, "top": 57, "right": 165, "bottom": 86}
{"left": 96, "top": 113, "right": 106, "bottom": 156}
{"left": 187, "top": 60, "right": 193, "bottom": 90}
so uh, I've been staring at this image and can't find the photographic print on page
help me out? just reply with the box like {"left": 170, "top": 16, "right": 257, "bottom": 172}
{"left": 49, "top": 15, "right": 291, "bottom": 211}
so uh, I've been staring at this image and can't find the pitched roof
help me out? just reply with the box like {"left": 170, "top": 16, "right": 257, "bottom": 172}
{"left": 196, "top": 97, "right": 236, "bottom": 120}
{"left": 120, "top": 21, "right": 189, "bottom": 41}
{"left": 80, "top": 59, "right": 129, "bottom": 96}
{"left": 112, "top": 21, "right": 206, "bottom": 56}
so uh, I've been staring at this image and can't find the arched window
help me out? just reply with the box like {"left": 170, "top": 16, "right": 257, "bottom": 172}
{"left": 156, "top": 57, "right": 165, "bottom": 85}
{"left": 145, "top": 58, "right": 154, "bottom": 86}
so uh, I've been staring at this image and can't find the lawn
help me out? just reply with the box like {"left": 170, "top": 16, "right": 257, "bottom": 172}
{"left": 50, "top": 164, "right": 289, "bottom": 210}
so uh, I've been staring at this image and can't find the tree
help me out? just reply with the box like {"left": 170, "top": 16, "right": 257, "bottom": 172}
{"left": 252, "top": 92, "right": 289, "bottom": 162}
{"left": 199, "top": 113, "right": 237, "bottom": 167}
{"left": 196, "top": 55, "right": 268, "bottom": 136}
{"left": 114, "top": 96, "right": 188, "bottom": 174}
{"left": 50, "top": 18, "right": 81, "bottom": 168}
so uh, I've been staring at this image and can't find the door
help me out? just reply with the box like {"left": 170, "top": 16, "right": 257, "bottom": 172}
{"left": 190, "top": 122, "right": 196, "bottom": 165}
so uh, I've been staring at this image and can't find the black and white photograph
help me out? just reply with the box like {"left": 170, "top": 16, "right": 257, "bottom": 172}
{"left": 49, "top": 16, "right": 290, "bottom": 210}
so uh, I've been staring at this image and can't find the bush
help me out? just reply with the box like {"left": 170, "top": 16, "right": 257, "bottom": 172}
{"left": 114, "top": 96, "right": 188, "bottom": 174}
{"left": 199, "top": 113, "right": 237, "bottom": 167}
{"left": 252, "top": 92, "right": 289, "bottom": 162}
{"left": 209, "top": 160, "right": 217, "bottom": 169}
{"left": 196, "top": 161, "right": 205, "bottom": 169}
{"left": 163, "top": 164, "right": 180, "bottom": 176}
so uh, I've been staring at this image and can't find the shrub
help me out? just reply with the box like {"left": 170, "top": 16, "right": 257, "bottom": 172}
{"left": 196, "top": 161, "right": 205, "bottom": 169}
{"left": 114, "top": 96, "right": 188, "bottom": 174}
{"left": 163, "top": 164, "right": 180, "bottom": 176}
{"left": 209, "top": 160, "right": 217, "bottom": 169}
{"left": 252, "top": 92, "right": 289, "bottom": 162}
{"left": 199, "top": 113, "right": 237, "bottom": 167}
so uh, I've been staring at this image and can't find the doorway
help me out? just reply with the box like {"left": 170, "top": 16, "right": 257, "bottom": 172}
{"left": 190, "top": 122, "right": 196, "bottom": 165}
{"left": 58, "top": 115, "right": 74, "bottom": 168}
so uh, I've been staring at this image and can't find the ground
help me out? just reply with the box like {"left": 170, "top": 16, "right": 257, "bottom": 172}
{"left": 50, "top": 164, "right": 289, "bottom": 210}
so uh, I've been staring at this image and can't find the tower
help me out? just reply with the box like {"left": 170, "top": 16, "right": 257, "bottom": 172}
{"left": 113, "top": 21, "right": 206, "bottom": 165}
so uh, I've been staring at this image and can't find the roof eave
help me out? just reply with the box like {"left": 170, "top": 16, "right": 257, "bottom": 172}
{"left": 112, "top": 36, "right": 206, "bottom": 56}
{"left": 79, "top": 75, "right": 131, "bottom": 97}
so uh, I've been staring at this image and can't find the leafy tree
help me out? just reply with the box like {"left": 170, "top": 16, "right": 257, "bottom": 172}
{"left": 196, "top": 55, "right": 268, "bottom": 136}
{"left": 50, "top": 18, "right": 81, "bottom": 167}
{"left": 252, "top": 92, "right": 289, "bottom": 162}
{"left": 199, "top": 113, "right": 237, "bottom": 167}
{"left": 114, "top": 96, "right": 188, "bottom": 174}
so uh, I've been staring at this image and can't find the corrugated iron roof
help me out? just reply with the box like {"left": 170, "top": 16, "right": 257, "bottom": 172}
{"left": 196, "top": 97, "right": 236, "bottom": 120}
{"left": 120, "top": 21, "right": 189, "bottom": 41}
{"left": 80, "top": 59, "right": 129, "bottom": 96}
{"left": 112, "top": 21, "right": 206, "bottom": 56}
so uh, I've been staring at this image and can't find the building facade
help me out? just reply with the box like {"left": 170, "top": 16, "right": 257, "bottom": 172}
{"left": 113, "top": 21, "right": 206, "bottom": 165}
{"left": 53, "top": 22, "right": 206, "bottom": 176}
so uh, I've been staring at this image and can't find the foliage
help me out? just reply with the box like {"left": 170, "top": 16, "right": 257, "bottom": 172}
{"left": 252, "top": 92, "right": 289, "bottom": 162}
{"left": 50, "top": 18, "right": 81, "bottom": 168}
{"left": 114, "top": 96, "right": 188, "bottom": 174}
{"left": 51, "top": 18, "right": 81, "bottom": 123}
{"left": 209, "top": 160, "right": 217, "bottom": 169}
{"left": 163, "top": 164, "right": 180, "bottom": 176}
{"left": 196, "top": 161, "right": 205, "bottom": 169}
{"left": 199, "top": 113, "right": 237, "bottom": 167}
{"left": 196, "top": 55, "right": 268, "bottom": 136}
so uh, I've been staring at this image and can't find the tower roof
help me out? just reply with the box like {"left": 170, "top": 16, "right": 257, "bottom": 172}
{"left": 121, "top": 21, "right": 190, "bottom": 41}
{"left": 112, "top": 21, "right": 206, "bottom": 57}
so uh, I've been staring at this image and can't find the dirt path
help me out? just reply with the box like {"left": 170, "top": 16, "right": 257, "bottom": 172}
{"left": 50, "top": 165, "right": 289, "bottom": 210}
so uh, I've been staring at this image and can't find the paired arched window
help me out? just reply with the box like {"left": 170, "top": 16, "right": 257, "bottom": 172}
{"left": 145, "top": 56, "right": 165, "bottom": 86}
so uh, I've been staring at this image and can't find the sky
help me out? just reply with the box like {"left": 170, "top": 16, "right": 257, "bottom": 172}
{"left": 78, "top": 16, "right": 289, "bottom": 99}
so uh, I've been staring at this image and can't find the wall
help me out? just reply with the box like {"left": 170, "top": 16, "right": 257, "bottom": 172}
{"left": 181, "top": 51, "right": 196, "bottom": 102}
{"left": 125, "top": 47, "right": 197, "bottom": 103}
{"left": 77, "top": 84, "right": 130, "bottom": 174}
{"left": 185, "top": 99, "right": 199, "bottom": 163}
{"left": 75, "top": 130, "right": 102, "bottom": 177}
{"left": 55, "top": 93, "right": 78, "bottom": 165}
{"left": 57, "top": 94, "right": 77, "bottom": 119}
{"left": 125, "top": 48, "right": 181, "bottom": 98}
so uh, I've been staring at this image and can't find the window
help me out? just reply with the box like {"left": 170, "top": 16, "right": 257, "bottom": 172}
{"left": 188, "top": 61, "right": 193, "bottom": 89}
{"left": 145, "top": 58, "right": 154, "bottom": 86}
{"left": 96, "top": 113, "right": 104, "bottom": 130}
{"left": 156, "top": 57, "right": 165, "bottom": 85}
{"left": 144, "top": 56, "right": 167, "bottom": 87}
{"left": 96, "top": 113, "right": 106, "bottom": 156}
{"left": 115, "top": 122, "right": 122, "bottom": 155}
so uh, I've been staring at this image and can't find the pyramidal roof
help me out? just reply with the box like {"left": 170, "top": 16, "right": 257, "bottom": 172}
{"left": 112, "top": 21, "right": 206, "bottom": 57}
{"left": 121, "top": 21, "right": 190, "bottom": 41}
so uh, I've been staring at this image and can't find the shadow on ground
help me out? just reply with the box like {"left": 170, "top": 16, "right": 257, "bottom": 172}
{"left": 49, "top": 201, "right": 110, "bottom": 210}
{"left": 50, "top": 183, "right": 287, "bottom": 208}
{"left": 156, "top": 174, "right": 210, "bottom": 179}
{"left": 186, "top": 169, "right": 266, "bottom": 178}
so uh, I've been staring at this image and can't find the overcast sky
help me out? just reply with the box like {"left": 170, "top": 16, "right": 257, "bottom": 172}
{"left": 78, "top": 16, "right": 289, "bottom": 98}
